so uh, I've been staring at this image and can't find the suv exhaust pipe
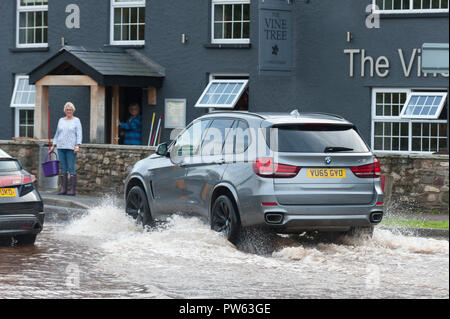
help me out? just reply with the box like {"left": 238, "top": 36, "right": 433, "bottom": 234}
{"left": 370, "top": 212, "right": 383, "bottom": 223}
{"left": 265, "top": 213, "right": 284, "bottom": 224}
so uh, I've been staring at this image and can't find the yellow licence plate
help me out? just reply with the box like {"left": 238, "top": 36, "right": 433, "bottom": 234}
{"left": 307, "top": 168, "right": 346, "bottom": 178}
{"left": 0, "top": 188, "right": 17, "bottom": 197}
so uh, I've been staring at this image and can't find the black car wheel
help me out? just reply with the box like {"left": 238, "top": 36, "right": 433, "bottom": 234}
{"left": 126, "top": 186, "right": 153, "bottom": 228}
{"left": 211, "top": 195, "right": 241, "bottom": 244}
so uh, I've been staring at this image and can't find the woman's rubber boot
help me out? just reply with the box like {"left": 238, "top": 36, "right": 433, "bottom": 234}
{"left": 57, "top": 174, "right": 68, "bottom": 195}
{"left": 67, "top": 175, "right": 77, "bottom": 196}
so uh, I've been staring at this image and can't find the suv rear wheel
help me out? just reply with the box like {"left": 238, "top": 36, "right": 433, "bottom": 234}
{"left": 211, "top": 195, "right": 241, "bottom": 244}
{"left": 126, "top": 186, "right": 153, "bottom": 228}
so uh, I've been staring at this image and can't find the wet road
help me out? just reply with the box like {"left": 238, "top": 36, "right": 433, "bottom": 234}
{"left": 0, "top": 198, "right": 448, "bottom": 299}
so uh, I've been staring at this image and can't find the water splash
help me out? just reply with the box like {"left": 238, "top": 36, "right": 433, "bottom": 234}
{"left": 62, "top": 197, "right": 448, "bottom": 258}
{"left": 62, "top": 195, "right": 142, "bottom": 241}
{"left": 54, "top": 198, "right": 448, "bottom": 298}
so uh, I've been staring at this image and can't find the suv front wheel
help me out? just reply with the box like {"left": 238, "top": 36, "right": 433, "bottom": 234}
{"left": 126, "top": 186, "right": 153, "bottom": 228}
{"left": 211, "top": 195, "right": 241, "bottom": 244}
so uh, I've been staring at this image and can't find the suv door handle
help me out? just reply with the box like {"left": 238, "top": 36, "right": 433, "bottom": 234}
{"left": 183, "top": 159, "right": 225, "bottom": 167}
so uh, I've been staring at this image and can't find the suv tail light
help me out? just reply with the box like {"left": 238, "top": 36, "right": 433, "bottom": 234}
{"left": 253, "top": 158, "right": 300, "bottom": 178}
{"left": 380, "top": 175, "right": 386, "bottom": 192}
{"left": 350, "top": 158, "right": 381, "bottom": 178}
{"left": 0, "top": 173, "right": 36, "bottom": 188}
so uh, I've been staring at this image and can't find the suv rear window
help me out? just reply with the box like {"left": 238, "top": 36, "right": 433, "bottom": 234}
{"left": 266, "top": 124, "right": 370, "bottom": 153}
{"left": 0, "top": 160, "right": 21, "bottom": 172}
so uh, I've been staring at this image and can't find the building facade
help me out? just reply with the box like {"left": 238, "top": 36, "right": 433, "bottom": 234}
{"left": 0, "top": 0, "right": 448, "bottom": 154}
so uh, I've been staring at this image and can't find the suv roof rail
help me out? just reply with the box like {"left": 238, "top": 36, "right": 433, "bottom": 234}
{"left": 303, "top": 112, "right": 346, "bottom": 120}
{"left": 207, "top": 110, "right": 266, "bottom": 119}
{"left": 205, "top": 110, "right": 348, "bottom": 121}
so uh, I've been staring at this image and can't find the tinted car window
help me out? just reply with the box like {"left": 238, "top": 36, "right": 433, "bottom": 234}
{"left": 0, "top": 160, "right": 21, "bottom": 172}
{"left": 201, "top": 119, "right": 235, "bottom": 156}
{"left": 267, "top": 124, "right": 370, "bottom": 153}
{"left": 223, "top": 121, "right": 238, "bottom": 155}
{"left": 173, "top": 120, "right": 211, "bottom": 157}
{"left": 235, "top": 120, "right": 250, "bottom": 154}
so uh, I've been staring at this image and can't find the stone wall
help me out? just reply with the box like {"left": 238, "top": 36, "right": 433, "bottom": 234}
{"left": 1, "top": 141, "right": 448, "bottom": 213}
{"left": 0, "top": 141, "right": 155, "bottom": 196}
{"left": 0, "top": 140, "right": 40, "bottom": 176}
{"left": 75, "top": 144, "right": 155, "bottom": 194}
{"left": 377, "top": 153, "right": 449, "bottom": 213}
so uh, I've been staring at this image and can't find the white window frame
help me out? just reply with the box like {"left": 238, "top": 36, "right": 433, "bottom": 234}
{"left": 209, "top": 73, "right": 249, "bottom": 81}
{"left": 372, "top": 0, "right": 449, "bottom": 14}
{"left": 400, "top": 92, "right": 448, "bottom": 119}
{"left": 10, "top": 75, "right": 36, "bottom": 138}
{"left": 15, "top": 108, "right": 35, "bottom": 138}
{"left": 110, "top": 0, "right": 146, "bottom": 46}
{"left": 195, "top": 79, "right": 249, "bottom": 108}
{"left": 16, "top": 0, "right": 48, "bottom": 48}
{"left": 10, "top": 75, "right": 35, "bottom": 108}
{"left": 206, "top": 73, "right": 249, "bottom": 112}
{"left": 211, "top": 0, "right": 251, "bottom": 44}
{"left": 371, "top": 88, "right": 447, "bottom": 154}
{"left": 409, "top": 120, "right": 447, "bottom": 152}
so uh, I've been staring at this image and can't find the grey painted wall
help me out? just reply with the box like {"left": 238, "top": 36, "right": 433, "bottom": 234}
{"left": 0, "top": 0, "right": 448, "bottom": 145}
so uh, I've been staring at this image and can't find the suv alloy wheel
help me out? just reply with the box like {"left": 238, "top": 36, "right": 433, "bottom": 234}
{"left": 211, "top": 195, "right": 241, "bottom": 244}
{"left": 126, "top": 186, "right": 153, "bottom": 228}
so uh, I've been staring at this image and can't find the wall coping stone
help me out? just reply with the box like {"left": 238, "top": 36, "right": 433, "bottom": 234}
{"left": 375, "top": 152, "right": 449, "bottom": 161}
{"left": 0, "top": 140, "right": 156, "bottom": 151}
{"left": 2, "top": 141, "right": 447, "bottom": 159}
{"left": 2, "top": 141, "right": 447, "bottom": 161}
{"left": 79, "top": 144, "right": 156, "bottom": 151}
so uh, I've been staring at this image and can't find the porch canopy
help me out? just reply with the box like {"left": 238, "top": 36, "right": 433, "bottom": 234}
{"left": 28, "top": 45, "right": 165, "bottom": 143}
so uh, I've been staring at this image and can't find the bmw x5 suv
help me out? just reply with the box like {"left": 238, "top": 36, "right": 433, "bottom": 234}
{"left": 125, "top": 111, "right": 384, "bottom": 244}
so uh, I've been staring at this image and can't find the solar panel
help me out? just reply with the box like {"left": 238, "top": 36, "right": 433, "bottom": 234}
{"left": 400, "top": 92, "right": 447, "bottom": 119}
{"left": 195, "top": 80, "right": 248, "bottom": 108}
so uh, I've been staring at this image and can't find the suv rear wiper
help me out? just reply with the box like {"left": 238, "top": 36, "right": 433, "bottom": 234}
{"left": 324, "top": 146, "right": 354, "bottom": 153}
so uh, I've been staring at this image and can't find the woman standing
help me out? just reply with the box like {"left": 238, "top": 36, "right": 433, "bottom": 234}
{"left": 50, "top": 102, "right": 82, "bottom": 196}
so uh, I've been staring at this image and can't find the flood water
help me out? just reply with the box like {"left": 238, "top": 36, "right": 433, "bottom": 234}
{"left": 0, "top": 197, "right": 448, "bottom": 299}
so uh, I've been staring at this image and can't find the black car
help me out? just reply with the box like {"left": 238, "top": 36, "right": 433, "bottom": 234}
{"left": 0, "top": 149, "right": 44, "bottom": 245}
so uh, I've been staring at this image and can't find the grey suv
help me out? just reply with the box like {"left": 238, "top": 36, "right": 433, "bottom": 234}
{"left": 124, "top": 111, "right": 384, "bottom": 244}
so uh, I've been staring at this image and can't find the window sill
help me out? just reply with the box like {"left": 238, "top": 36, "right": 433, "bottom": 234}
{"left": 10, "top": 47, "right": 49, "bottom": 53}
{"left": 204, "top": 43, "right": 251, "bottom": 49}
{"left": 370, "top": 12, "right": 448, "bottom": 18}
{"left": 374, "top": 151, "right": 449, "bottom": 159}
{"left": 105, "top": 44, "right": 145, "bottom": 49}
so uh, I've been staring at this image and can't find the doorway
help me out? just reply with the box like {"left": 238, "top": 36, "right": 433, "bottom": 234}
{"left": 108, "top": 86, "right": 143, "bottom": 144}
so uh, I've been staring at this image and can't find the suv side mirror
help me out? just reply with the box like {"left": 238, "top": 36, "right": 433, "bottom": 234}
{"left": 156, "top": 143, "right": 169, "bottom": 157}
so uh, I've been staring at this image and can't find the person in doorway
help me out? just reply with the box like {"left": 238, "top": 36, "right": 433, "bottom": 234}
{"left": 120, "top": 103, "right": 142, "bottom": 145}
{"left": 50, "top": 102, "right": 82, "bottom": 196}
